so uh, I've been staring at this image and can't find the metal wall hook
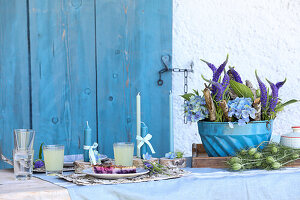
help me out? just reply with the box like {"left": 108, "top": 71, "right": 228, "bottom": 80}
{"left": 161, "top": 55, "right": 171, "bottom": 70}
{"left": 158, "top": 55, "right": 172, "bottom": 86}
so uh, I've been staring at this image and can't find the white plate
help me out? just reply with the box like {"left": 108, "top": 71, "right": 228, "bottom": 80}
{"left": 64, "top": 162, "right": 75, "bottom": 167}
{"left": 82, "top": 168, "right": 149, "bottom": 179}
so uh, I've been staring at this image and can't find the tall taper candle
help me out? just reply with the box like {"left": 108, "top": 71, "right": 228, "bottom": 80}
{"left": 169, "top": 90, "right": 174, "bottom": 152}
{"left": 136, "top": 92, "right": 141, "bottom": 157}
{"left": 84, "top": 121, "right": 92, "bottom": 162}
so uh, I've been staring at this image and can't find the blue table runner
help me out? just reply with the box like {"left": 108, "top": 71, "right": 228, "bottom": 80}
{"left": 34, "top": 167, "right": 300, "bottom": 200}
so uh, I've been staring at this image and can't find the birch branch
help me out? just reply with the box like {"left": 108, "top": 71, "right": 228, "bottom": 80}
{"left": 220, "top": 100, "right": 232, "bottom": 122}
{"left": 227, "top": 70, "right": 238, "bottom": 99}
{"left": 203, "top": 88, "right": 216, "bottom": 121}
{"left": 253, "top": 98, "right": 261, "bottom": 121}
{"left": 246, "top": 80, "right": 257, "bottom": 99}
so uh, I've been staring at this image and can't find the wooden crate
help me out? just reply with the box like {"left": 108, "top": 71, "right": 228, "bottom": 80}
{"left": 192, "top": 144, "right": 300, "bottom": 168}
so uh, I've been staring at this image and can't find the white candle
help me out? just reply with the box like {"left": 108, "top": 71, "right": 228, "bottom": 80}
{"left": 169, "top": 90, "right": 174, "bottom": 152}
{"left": 136, "top": 92, "right": 141, "bottom": 157}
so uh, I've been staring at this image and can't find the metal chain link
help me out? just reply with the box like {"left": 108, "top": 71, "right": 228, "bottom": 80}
{"left": 158, "top": 61, "right": 193, "bottom": 124}
{"left": 184, "top": 69, "right": 188, "bottom": 94}
{"left": 183, "top": 70, "right": 188, "bottom": 124}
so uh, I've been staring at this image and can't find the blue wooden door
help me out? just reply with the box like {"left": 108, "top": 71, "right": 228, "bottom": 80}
{"left": 28, "top": 0, "right": 97, "bottom": 156}
{"left": 96, "top": 0, "right": 172, "bottom": 157}
{"left": 0, "top": 0, "right": 172, "bottom": 168}
{"left": 0, "top": 0, "right": 31, "bottom": 169}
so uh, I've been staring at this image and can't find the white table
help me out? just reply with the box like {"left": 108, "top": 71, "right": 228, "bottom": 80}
{"left": 0, "top": 169, "right": 70, "bottom": 200}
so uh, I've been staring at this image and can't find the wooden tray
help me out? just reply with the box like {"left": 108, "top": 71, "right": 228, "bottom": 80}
{"left": 191, "top": 144, "right": 300, "bottom": 168}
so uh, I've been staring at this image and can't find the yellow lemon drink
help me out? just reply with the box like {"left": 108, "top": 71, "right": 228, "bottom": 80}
{"left": 113, "top": 143, "right": 134, "bottom": 166}
{"left": 43, "top": 145, "right": 64, "bottom": 176}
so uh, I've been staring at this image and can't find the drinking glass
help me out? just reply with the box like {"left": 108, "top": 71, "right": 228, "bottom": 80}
{"left": 14, "top": 129, "right": 35, "bottom": 150}
{"left": 113, "top": 142, "right": 134, "bottom": 166}
{"left": 13, "top": 129, "right": 35, "bottom": 180}
{"left": 43, "top": 145, "right": 64, "bottom": 176}
{"left": 13, "top": 149, "right": 33, "bottom": 180}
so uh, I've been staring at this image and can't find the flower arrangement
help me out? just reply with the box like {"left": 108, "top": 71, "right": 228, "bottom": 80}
{"left": 182, "top": 54, "right": 299, "bottom": 125}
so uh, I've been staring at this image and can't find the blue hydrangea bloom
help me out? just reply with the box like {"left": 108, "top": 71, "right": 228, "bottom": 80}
{"left": 228, "top": 97, "right": 257, "bottom": 126}
{"left": 183, "top": 95, "right": 209, "bottom": 122}
{"left": 165, "top": 152, "right": 176, "bottom": 159}
{"left": 143, "top": 152, "right": 152, "bottom": 160}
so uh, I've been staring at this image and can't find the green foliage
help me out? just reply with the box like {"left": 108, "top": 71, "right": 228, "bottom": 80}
{"left": 38, "top": 142, "right": 44, "bottom": 160}
{"left": 229, "top": 80, "right": 254, "bottom": 100}
{"left": 275, "top": 99, "right": 299, "bottom": 112}
{"left": 176, "top": 151, "right": 184, "bottom": 158}
{"left": 192, "top": 89, "right": 200, "bottom": 96}
{"left": 143, "top": 161, "right": 170, "bottom": 176}
{"left": 180, "top": 93, "right": 194, "bottom": 101}
{"left": 228, "top": 142, "right": 300, "bottom": 171}
{"left": 215, "top": 103, "right": 225, "bottom": 122}
{"left": 256, "top": 89, "right": 260, "bottom": 98}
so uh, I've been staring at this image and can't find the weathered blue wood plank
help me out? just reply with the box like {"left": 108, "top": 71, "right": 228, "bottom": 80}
{"left": 96, "top": 0, "right": 172, "bottom": 157}
{"left": 0, "top": 0, "right": 31, "bottom": 169}
{"left": 29, "top": 0, "right": 97, "bottom": 155}
{"left": 136, "top": 0, "right": 172, "bottom": 157}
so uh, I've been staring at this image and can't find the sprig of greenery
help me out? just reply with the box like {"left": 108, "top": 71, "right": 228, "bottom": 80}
{"left": 143, "top": 161, "right": 170, "bottom": 176}
{"left": 228, "top": 142, "right": 300, "bottom": 171}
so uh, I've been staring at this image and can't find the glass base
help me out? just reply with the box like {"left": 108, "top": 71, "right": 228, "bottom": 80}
{"left": 15, "top": 174, "right": 32, "bottom": 180}
{"left": 46, "top": 170, "right": 63, "bottom": 176}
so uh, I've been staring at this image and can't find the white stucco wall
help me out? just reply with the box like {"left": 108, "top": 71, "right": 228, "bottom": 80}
{"left": 172, "top": 0, "right": 300, "bottom": 156}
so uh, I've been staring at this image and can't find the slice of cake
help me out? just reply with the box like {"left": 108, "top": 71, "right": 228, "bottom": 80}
{"left": 93, "top": 164, "right": 136, "bottom": 174}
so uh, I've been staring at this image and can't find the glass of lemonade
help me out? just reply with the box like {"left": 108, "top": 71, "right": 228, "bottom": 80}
{"left": 43, "top": 145, "right": 64, "bottom": 176}
{"left": 113, "top": 142, "right": 134, "bottom": 166}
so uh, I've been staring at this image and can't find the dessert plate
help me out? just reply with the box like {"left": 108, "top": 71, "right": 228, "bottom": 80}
{"left": 82, "top": 168, "right": 149, "bottom": 179}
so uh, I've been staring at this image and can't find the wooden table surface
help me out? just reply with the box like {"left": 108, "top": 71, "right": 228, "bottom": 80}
{"left": 0, "top": 169, "right": 70, "bottom": 200}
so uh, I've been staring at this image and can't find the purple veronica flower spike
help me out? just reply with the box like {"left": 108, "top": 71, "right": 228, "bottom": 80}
{"left": 201, "top": 55, "right": 229, "bottom": 96}
{"left": 255, "top": 70, "right": 268, "bottom": 109}
{"left": 207, "top": 80, "right": 225, "bottom": 101}
{"left": 222, "top": 72, "right": 230, "bottom": 88}
{"left": 202, "top": 72, "right": 229, "bottom": 102}
{"left": 267, "top": 78, "right": 285, "bottom": 113}
{"left": 212, "top": 54, "right": 229, "bottom": 83}
{"left": 275, "top": 78, "right": 286, "bottom": 89}
{"left": 200, "top": 59, "right": 217, "bottom": 73}
{"left": 211, "top": 55, "right": 229, "bottom": 92}
{"left": 229, "top": 67, "right": 243, "bottom": 84}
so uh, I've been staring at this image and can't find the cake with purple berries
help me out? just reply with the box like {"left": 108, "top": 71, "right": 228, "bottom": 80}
{"left": 93, "top": 164, "right": 136, "bottom": 174}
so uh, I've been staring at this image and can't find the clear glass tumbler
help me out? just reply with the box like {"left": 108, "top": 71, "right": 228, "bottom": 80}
{"left": 14, "top": 129, "right": 35, "bottom": 150}
{"left": 13, "top": 149, "right": 33, "bottom": 180}
{"left": 13, "top": 129, "right": 35, "bottom": 180}
{"left": 113, "top": 142, "right": 134, "bottom": 166}
{"left": 43, "top": 145, "right": 64, "bottom": 176}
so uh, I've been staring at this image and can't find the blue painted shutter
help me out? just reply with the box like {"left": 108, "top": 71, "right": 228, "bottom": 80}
{"left": 96, "top": 0, "right": 172, "bottom": 157}
{"left": 0, "top": 0, "right": 172, "bottom": 168}
{"left": 29, "top": 0, "right": 97, "bottom": 155}
{"left": 0, "top": 0, "right": 31, "bottom": 169}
